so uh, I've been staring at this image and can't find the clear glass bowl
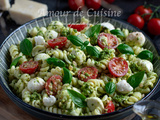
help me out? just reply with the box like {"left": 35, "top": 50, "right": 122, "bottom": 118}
{"left": 133, "top": 100, "right": 160, "bottom": 120}
{"left": 0, "top": 14, "right": 160, "bottom": 120}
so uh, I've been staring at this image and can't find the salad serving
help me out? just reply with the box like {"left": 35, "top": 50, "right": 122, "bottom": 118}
{"left": 7, "top": 17, "right": 157, "bottom": 116}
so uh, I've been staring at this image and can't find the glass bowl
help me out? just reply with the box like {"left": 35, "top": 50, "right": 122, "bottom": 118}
{"left": 0, "top": 14, "right": 160, "bottom": 120}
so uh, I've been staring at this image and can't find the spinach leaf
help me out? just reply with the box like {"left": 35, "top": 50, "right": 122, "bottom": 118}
{"left": 86, "top": 46, "right": 100, "bottom": 58}
{"left": 110, "top": 29, "right": 125, "bottom": 37}
{"left": 10, "top": 56, "right": 22, "bottom": 68}
{"left": 46, "top": 57, "right": 65, "bottom": 67}
{"left": 67, "top": 35, "right": 83, "bottom": 46}
{"left": 117, "top": 44, "right": 134, "bottom": 55}
{"left": 63, "top": 67, "right": 72, "bottom": 84}
{"left": 85, "top": 24, "right": 101, "bottom": 38}
{"left": 20, "top": 39, "right": 33, "bottom": 57}
{"left": 127, "top": 71, "right": 145, "bottom": 89}
{"left": 105, "top": 82, "right": 116, "bottom": 95}
{"left": 67, "top": 89, "right": 87, "bottom": 108}
{"left": 137, "top": 50, "right": 153, "bottom": 62}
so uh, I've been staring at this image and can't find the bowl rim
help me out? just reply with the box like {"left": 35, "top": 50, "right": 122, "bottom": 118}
{"left": 0, "top": 14, "right": 160, "bottom": 119}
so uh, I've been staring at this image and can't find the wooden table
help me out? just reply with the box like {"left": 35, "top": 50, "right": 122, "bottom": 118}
{"left": 0, "top": 85, "right": 137, "bottom": 120}
{"left": 0, "top": 86, "right": 38, "bottom": 120}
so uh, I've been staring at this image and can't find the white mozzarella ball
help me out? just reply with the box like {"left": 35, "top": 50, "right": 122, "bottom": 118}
{"left": 43, "top": 95, "right": 56, "bottom": 107}
{"left": 34, "top": 53, "right": 50, "bottom": 61}
{"left": 77, "top": 34, "right": 90, "bottom": 44}
{"left": 45, "top": 30, "right": 58, "bottom": 40}
{"left": 51, "top": 21, "right": 63, "bottom": 27}
{"left": 138, "top": 60, "right": 153, "bottom": 73}
{"left": 27, "top": 77, "right": 45, "bottom": 92}
{"left": 86, "top": 97, "right": 104, "bottom": 111}
{"left": 34, "top": 36, "right": 45, "bottom": 46}
{"left": 116, "top": 80, "right": 133, "bottom": 94}
{"left": 101, "top": 22, "right": 115, "bottom": 30}
{"left": 126, "top": 32, "right": 145, "bottom": 46}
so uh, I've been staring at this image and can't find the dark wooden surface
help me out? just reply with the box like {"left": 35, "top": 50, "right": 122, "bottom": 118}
{"left": 0, "top": 86, "right": 38, "bottom": 120}
{"left": 0, "top": 0, "right": 160, "bottom": 120}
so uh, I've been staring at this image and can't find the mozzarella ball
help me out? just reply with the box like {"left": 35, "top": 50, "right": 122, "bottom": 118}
{"left": 101, "top": 22, "right": 115, "bottom": 30}
{"left": 44, "top": 30, "right": 58, "bottom": 40}
{"left": 43, "top": 95, "right": 56, "bottom": 107}
{"left": 126, "top": 32, "right": 145, "bottom": 46}
{"left": 39, "top": 27, "right": 47, "bottom": 34}
{"left": 34, "top": 53, "right": 50, "bottom": 61}
{"left": 27, "top": 77, "right": 45, "bottom": 92}
{"left": 34, "top": 36, "right": 45, "bottom": 46}
{"left": 77, "top": 33, "right": 90, "bottom": 43}
{"left": 138, "top": 60, "right": 153, "bottom": 73}
{"left": 48, "top": 21, "right": 64, "bottom": 32}
{"left": 116, "top": 80, "right": 133, "bottom": 94}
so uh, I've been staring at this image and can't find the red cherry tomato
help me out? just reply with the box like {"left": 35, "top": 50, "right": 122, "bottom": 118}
{"left": 127, "top": 14, "right": 144, "bottom": 29}
{"left": 97, "top": 33, "right": 118, "bottom": 49}
{"left": 45, "top": 75, "right": 63, "bottom": 96}
{"left": 78, "top": 67, "right": 98, "bottom": 82}
{"left": 86, "top": 0, "right": 101, "bottom": 10}
{"left": 134, "top": 5, "right": 152, "bottom": 22}
{"left": 68, "top": 0, "right": 85, "bottom": 11}
{"left": 105, "top": 0, "right": 115, "bottom": 4}
{"left": 105, "top": 101, "right": 115, "bottom": 113}
{"left": 68, "top": 24, "right": 87, "bottom": 31}
{"left": 48, "top": 37, "right": 67, "bottom": 49}
{"left": 20, "top": 60, "right": 39, "bottom": 74}
{"left": 147, "top": 18, "right": 160, "bottom": 35}
{"left": 108, "top": 57, "right": 128, "bottom": 77}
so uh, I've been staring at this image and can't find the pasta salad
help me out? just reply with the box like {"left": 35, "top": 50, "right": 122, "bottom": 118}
{"left": 8, "top": 17, "right": 157, "bottom": 116}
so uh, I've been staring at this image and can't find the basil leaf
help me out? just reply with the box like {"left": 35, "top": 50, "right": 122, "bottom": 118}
{"left": 127, "top": 71, "right": 145, "bottom": 89}
{"left": 46, "top": 58, "right": 65, "bottom": 67}
{"left": 67, "top": 89, "right": 87, "bottom": 108}
{"left": 63, "top": 67, "right": 72, "bottom": 84}
{"left": 20, "top": 39, "right": 33, "bottom": 57}
{"left": 110, "top": 29, "right": 125, "bottom": 37}
{"left": 137, "top": 50, "right": 153, "bottom": 62}
{"left": 85, "top": 24, "right": 101, "bottom": 38}
{"left": 117, "top": 44, "right": 134, "bottom": 55}
{"left": 83, "top": 41, "right": 90, "bottom": 46}
{"left": 105, "top": 82, "right": 116, "bottom": 95}
{"left": 10, "top": 56, "right": 22, "bottom": 68}
{"left": 81, "top": 41, "right": 90, "bottom": 50}
{"left": 86, "top": 46, "right": 100, "bottom": 58}
{"left": 67, "top": 35, "right": 83, "bottom": 46}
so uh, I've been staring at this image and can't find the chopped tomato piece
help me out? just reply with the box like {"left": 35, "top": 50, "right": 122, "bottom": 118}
{"left": 20, "top": 60, "right": 38, "bottom": 74}
{"left": 48, "top": 37, "right": 67, "bottom": 49}
{"left": 105, "top": 101, "right": 115, "bottom": 113}
{"left": 68, "top": 24, "right": 87, "bottom": 31}
{"left": 78, "top": 66, "right": 98, "bottom": 82}
{"left": 108, "top": 57, "right": 128, "bottom": 77}
{"left": 98, "top": 33, "right": 118, "bottom": 49}
{"left": 45, "top": 75, "right": 63, "bottom": 96}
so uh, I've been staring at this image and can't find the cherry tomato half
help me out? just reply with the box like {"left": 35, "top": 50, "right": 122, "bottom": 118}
{"left": 105, "top": 101, "right": 115, "bottom": 113}
{"left": 78, "top": 67, "right": 98, "bottom": 82}
{"left": 108, "top": 57, "right": 128, "bottom": 77}
{"left": 86, "top": 0, "right": 101, "bottom": 10}
{"left": 68, "top": 24, "right": 87, "bottom": 31}
{"left": 127, "top": 14, "right": 144, "bottom": 29}
{"left": 68, "top": 0, "right": 85, "bottom": 11}
{"left": 45, "top": 75, "right": 63, "bottom": 96}
{"left": 134, "top": 5, "right": 152, "bottom": 22}
{"left": 105, "top": 0, "right": 115, "bottom": 4}
{"left": 48, "top": 37, "right": 67, "bottom": 49}
{"left": 147, "top": 18, "right": 160, "bottom": 35}
{"left": 20, "top": 60, "right": 39, "bottom": 74}
{"left": 97, "top": 33, "right": 118, "bottom": 49}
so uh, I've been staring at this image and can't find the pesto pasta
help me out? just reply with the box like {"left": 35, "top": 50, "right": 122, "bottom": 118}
{"left": 8, "top": 17, "right": 158, "bottom": 116}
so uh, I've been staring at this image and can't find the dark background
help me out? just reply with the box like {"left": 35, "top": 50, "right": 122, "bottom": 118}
{"left": 0, "top": 0, "right": 160, "bottom": 120}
